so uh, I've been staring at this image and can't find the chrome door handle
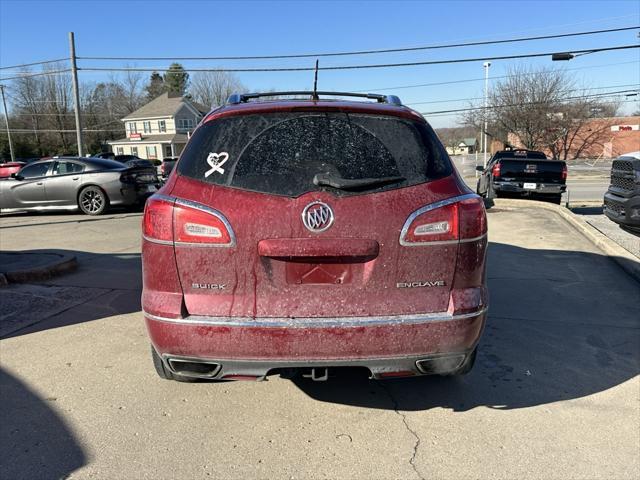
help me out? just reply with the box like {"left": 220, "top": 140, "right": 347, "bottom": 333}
{"left": 36, "top": 182, "right": 43, "bottom": 185}
{"left": 72, "top": 177, "right": 79, "bottom": 180}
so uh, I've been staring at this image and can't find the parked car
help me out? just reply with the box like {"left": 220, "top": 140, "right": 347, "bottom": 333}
{"left": 476, "top": 149, "right": 567, "bottom": 204}
{"left": 604, "top": 151, "right": 640, "bottom": 234}
{"left": 160, "top": 157, "right": 178, "bottom": 178}
{"left": 0, "top": 156, "right": 160, "bottom": 215}
{"left": 0, "top": 161, "right": 26, "bottom": 178}
{"left": 142, "top": 91, "right": 488, "bottom": 382}
{"left": 93, "top": 152, "right": 115, "bottom": 160}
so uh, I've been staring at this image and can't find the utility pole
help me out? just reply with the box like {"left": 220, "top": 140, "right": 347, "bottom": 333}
{"left": 69, "top": 32, "right": 84, "bottom": 157}
{"left": 0, "top": 84, "right": 16, "bottom": 162}
{"left": 483, "top": 61, "right": 491, "bottom": 168}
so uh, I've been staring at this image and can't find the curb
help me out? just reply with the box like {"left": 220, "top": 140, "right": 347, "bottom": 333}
{"left": 0, "top": 250, "right": 78, "bottom": 285}
{"left": 491, "top": 198, "right": 640, "bottom": 284}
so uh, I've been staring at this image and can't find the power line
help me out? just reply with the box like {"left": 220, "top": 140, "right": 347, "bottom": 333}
{"left": 0, "top": 69, "right": 71, "bottom": 82}
{"left": 0, "top": 58, "right": 68, "bottom": 71}
{"left": 405, "top": 83, "right": 640, "bottom": 106}
{"left": 426, "top": 98, "right": 640, "bottom": 118}
{"left": 353, "top": 60, "right": 640, "bottom": 92}
{"left": 76, "top": 26, "right": 639, "bottom": 61}
{"left": 76, "top": 44, "right": 640, "bottom": 74}
{"left": 420, "top": 89, "right": 639, "bottom": 116}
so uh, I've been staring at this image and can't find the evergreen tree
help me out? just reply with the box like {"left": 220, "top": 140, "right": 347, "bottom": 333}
{"left": 164, "top": 63, "right": 189, "bottom": 96}
{"left": 145, "top": 72, "right": 166, "bottom": 99}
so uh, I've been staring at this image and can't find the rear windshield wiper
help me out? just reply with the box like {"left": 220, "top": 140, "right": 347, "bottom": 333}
{"left": 313, "top": 173, "right": 405, "bottom": 191}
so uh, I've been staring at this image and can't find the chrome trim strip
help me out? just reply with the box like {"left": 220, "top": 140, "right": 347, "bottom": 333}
{"left": 142, "top": 234, "right": 173, "bottom": 246}
{"left": 399, "top": 193, "right": 481, "bottom": 246}
{"left": 144, "top": 307, "right": 487, "bottom": 328}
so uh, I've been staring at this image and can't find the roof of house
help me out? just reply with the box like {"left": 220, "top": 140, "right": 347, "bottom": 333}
{"left": 107, "top": 133, "right": 189, "bottom": 144}
{"left": 460, "top": 138, "right": 477, "bottom": 147}
{"left": 122, "top": 92, "right": 209, "bottom": 120}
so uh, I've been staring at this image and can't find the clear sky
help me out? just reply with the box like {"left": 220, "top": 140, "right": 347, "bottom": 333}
{"left": 1, "top": 0, "right": 639, "bottom": 127}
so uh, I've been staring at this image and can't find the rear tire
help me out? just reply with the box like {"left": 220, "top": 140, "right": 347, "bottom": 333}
{"left": 78, "top": 186, "right": 108, "bottom": 215}
{"left": 550, "top": 194, "right": 562, "bottom": 205}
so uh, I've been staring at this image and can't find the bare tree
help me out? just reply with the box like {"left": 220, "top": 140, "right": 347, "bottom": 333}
{"left": 464, "top": 66, "right": 621, "bottom": 159}
{"left": 189, "top": 71, "right": 245, "bottom": 108}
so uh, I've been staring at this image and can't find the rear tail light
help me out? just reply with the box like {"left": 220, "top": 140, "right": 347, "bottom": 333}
{"left": 120, "top": 172, "right": 136, "bottom": 184}
{"left": 491, "top": 163, "right": 501, "bottom": 177}
{"left": 142, "top": 195, "right": 235, "bottom": 247}
{"left": 173, "top": 200, "right": 234, "bottom": 246}
{"left": 561, "top": 164, "right": 568, "bottom": 181}
{"left": 143, "top": 195, "right": 174, "bottom": 243}
{"left": 400, "top": 194, "right": 486, "bottom": 245}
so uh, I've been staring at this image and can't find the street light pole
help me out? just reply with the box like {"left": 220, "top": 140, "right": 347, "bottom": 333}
{"left": 0, "top": 84, "right": 16, "bottom": 162}
{"left": 483, "top": 61, "right": 491, "bottom": 168}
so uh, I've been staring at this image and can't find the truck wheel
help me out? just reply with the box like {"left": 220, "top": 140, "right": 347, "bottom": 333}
{"left": 150, "top": 345, "right": 197, "bottom": 382}
{"left": 444, "top": 347, "right": 477, "bottom": 376}
{"left": 550, "top": 194, "right": 562, "bottom": 205}
{"left": 78, "top": 186, "right": 108, "bottom": 215}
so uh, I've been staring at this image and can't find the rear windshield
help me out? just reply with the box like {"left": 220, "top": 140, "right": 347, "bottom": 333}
{"left": 177, "top": 112, "right": 452, "bottom": 197}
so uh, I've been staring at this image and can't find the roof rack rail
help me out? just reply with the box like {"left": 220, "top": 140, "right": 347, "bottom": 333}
{"left": 226, "top": 91, "right": 402, "bottom": 106}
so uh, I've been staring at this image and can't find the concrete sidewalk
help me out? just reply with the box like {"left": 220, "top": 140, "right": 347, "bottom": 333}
{"left": 1, "top": 208, "right": 638, "bottom": 479}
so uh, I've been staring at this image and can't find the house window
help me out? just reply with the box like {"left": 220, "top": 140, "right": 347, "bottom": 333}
{"left": 177, "top": 118, "right": 194, "bottom": 130}
{"left": 128, "top": 122, "right": 137, "bottom": 134}
{"left": 143, "top": 121, "right": 151, "bottom": 133}
{"left": 131, "top": 146, "right": 138, "bottom": 156}
{"left": 158, "top": 120, "right": 166, "bottom": 133}
{"left": 116, "top": 147, "right": 124, "bottom": 155}
{"left": 146, "top": 146, "right": 157, "bottom": 159}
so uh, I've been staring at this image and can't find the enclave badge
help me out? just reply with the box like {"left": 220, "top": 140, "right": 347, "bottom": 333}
{"left": 397, "top": 281, "right": 446, "bottom": 288}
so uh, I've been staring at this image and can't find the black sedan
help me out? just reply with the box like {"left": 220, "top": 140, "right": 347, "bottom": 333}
{"left": 0, "top": 156, "right": 160, "bottom": 215}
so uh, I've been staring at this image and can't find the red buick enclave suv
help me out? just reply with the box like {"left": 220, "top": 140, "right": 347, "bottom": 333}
{"left": 142, "top": 91, "right": 488, "bottom": 382}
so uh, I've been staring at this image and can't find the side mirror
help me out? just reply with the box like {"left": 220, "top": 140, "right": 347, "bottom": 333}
{"left": 475, "top": 166, "right": 485, "bottom": 172}
{"left": 10, "top": 172, "right": 23, "bottom": 180}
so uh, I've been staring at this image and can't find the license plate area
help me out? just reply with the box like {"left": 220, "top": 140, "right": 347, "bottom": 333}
{"left": 285, "top": 262, "right": 354, "bottom": 285}
{"left": 523, "top": 182, "right": 537, "bottom": 190}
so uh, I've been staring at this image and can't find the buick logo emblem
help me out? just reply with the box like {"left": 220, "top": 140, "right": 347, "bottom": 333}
{"left": 302, "top": 201, "right": 334, "bottom": 233}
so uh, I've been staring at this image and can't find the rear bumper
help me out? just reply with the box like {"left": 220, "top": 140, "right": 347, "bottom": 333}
{"left": 145, "top": 308, "right": 487, "bottom": 379}
{"left": 110, "top": 183, "right": 160, "bottom": 206}
{"left": 494, "top": 181, "right": 566, "bottom": 195}
{"left": 604, "top": 191, "right": 640, "bottom": 228}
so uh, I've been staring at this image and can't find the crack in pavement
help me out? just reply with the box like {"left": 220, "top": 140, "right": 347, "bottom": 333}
{"left": 378, "top": 381, "right": 425, "bottom": 480}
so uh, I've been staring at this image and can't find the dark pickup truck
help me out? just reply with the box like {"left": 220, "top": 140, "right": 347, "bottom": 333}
{"left": 476, "top": 149, "right": 567, "bottom": 204}
{"left": 604, "top": 152, "right": 640, "bottom": 233}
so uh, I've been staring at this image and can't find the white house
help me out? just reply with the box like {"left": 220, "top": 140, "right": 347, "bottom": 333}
{"left": 108, "top": 92, "right": 209, "bottom": 160}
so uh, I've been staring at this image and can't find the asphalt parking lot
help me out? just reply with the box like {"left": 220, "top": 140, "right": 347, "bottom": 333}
{"left": 1, "top": 206, "right": 639, "bottom": 479}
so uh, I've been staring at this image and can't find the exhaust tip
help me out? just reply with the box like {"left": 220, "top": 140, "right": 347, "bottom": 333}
{"left": 416, "top": 354, "right": 466, "bottom": 375}
{"left": 166, "top": 358, "right": 221, "bottom": 378}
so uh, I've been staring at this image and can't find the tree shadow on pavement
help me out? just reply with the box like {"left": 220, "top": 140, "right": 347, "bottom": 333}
{"left": 0, "top": 368, "right": 86, "bottom": 479}
{"left": 293, "top": 242, "right": 640, "bottom": 411}
{"left": 0, "top": 250, "right": 141, "bottom": 340}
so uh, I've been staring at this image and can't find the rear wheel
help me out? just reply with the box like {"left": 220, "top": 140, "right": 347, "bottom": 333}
{"left": 78, "top": 186, "right": 108, "bottom": 215}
